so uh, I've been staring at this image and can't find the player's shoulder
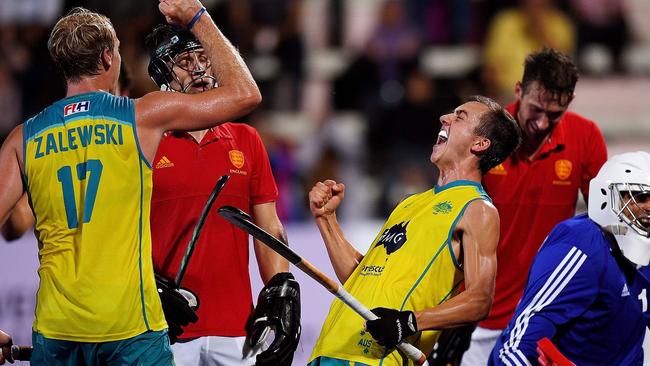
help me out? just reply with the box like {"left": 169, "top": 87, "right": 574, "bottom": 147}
{"left": 559, "top": 110, "right": 600, "bottom": 130}
{"left": 216, "top": 122, "right": 261, "bottom": 141}
{"left": 462, "top": 197, "right": 499, "bottom": 226}
{"left": 220, "top": 121, "right": 257, "bottom": 133}
{"left": 543, "top": 214, "right": 608, "bottom": 257}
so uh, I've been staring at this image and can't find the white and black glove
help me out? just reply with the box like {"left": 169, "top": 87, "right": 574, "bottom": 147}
{"left": 248, "top": 272, "right": 301, "bottom": 366}
{"left": 155, "top": 273, "right": 199, "bottom": 344}
{"left": 366, "top": 307, "right": 418, "bottom": 350}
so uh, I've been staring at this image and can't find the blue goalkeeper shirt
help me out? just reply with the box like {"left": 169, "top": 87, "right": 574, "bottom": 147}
{"left": 489, "top": 214, "right": 650, "bottom": 366}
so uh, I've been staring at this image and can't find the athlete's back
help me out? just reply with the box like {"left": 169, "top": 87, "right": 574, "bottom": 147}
{"left": 23, "top": 92, "right": 166, "bottom": 342}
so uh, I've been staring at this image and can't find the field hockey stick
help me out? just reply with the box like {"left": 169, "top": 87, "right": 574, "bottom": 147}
{"left": 1, "top": 344, "right": 32, "bottom": 362}
{"left": 175, "top": 174, "right": 230, "bottom": 288}
{"left": 217, "top": 205, "right": 429, "bottom": 366}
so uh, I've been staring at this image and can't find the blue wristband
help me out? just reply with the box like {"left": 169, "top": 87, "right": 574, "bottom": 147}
{"left": 186, "top": 7, "right": 206, "bottom": 31}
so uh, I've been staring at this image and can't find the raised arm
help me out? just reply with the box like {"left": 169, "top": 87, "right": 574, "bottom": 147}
{"left": 0, "top": 126, "right": 27, "bottom": 233}
{"left": 309, "top": 180, "right": 363, "bottom": 283}
{"left": 251, "top": 202, "right": 289, "bottom": 284}
{"left": 414, "top": 199, "right": 499, "bottom": 329}
{"left": 135, "top": 0, "right": 261, "bottom": 159}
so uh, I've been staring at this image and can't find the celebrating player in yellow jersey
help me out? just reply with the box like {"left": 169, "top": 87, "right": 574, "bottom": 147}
{"left": 307, "top": 96, "right": 521, "bottom": 366}
{"left": 0, "top": 0, "right": 260, "bottom": 364}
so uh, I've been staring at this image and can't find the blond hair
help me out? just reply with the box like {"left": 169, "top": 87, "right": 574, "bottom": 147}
{"left": 48, "top": 7, "right": 116, "bottom": 82}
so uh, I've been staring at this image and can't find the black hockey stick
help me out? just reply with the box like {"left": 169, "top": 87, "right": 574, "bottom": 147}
{"left": 1, "top": 344, "right": 32, "bottom": 362}
{"left": 217, "top": 205, "right": 429, "bottom": 365}
{"left": 175, "top": 174, "right": 230, "bottom": 287}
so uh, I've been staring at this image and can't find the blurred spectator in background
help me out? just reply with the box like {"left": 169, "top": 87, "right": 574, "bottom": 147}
{"left": 0, "top": 58, "right": 21, "bottom": 144}
{"left": 407, "top": 0, "right": 488, "bottom": 45}
{"left": 367, "top": 0, "right": 420, "bottom": 92}
{"left": 334, "top": 0, "right": 421, "bottom": 111}
{"left": 372, "top": 69, "right": 460, "bottom": 215}
{"left": 240, "top": 0, "right": 305, "bottom": 111}
{"left": 569, "top": 0, "right": 629, "bottom": 74}
{"left": 483, "top": 0, "right": 575, "bottom": 102}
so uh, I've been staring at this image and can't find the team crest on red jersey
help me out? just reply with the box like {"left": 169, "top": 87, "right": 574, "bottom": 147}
{"left": 63, "top": 101, "right": 90, "bottom": 116}
{"left": 229, "top": 150, "right": 245, "bottom": 169}
{"left": 554, "top": 159, "right": 572, "bottom": 180}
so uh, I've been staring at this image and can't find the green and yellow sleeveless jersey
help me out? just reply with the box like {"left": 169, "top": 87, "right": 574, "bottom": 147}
{"left": 310, "top": 181, "right": 489, "bottom": 366}
{"left": 22, "top": 91, "right": 166, "bottom": 342}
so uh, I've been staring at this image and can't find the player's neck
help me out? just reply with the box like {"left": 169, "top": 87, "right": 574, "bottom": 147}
{"left": 436, "top": 161, "right": 482, "bottom": 187}
{"left": 65, "top": 76, "right": 114, "bottom": 98}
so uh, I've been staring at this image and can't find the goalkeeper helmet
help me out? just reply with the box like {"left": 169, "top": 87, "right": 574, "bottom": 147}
{"left": 146, "top": 24, "right": 216, "bottom": 92}
{"left": 588, "top": 151, "right": 650, "bottom": 265}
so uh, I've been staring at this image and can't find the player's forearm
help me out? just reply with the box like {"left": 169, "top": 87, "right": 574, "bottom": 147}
{"left": 414, "top": 287, "right": 492, "bottom": 330}
{"left": 190, "top": 10, "right": 261, "bottom": 113}
{"left": 315, "top": 214, "right": 363, "bottom": 283}
{"left": 255, "top": 226, "right": 290, "bottom": 284}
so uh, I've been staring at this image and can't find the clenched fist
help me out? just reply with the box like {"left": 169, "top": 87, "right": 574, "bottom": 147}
{"left": 158, "top": 0, "right": 203, "bottom": 27}
{"left": 309, "top": 180, "right": 345, "bottom": 218}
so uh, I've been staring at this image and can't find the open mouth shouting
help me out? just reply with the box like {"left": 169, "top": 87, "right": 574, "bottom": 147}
{"left": 436, "top": 129, "right": 449, "bottom": 146}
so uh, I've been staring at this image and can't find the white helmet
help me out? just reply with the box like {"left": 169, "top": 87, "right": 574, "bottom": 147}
{"left": 588, "top": 151, "right": 650, "bottom": 265}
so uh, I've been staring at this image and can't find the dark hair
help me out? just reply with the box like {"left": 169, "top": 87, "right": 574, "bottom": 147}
{"left": 145, "top": 24, "right": 204, "bottom": 89}
{"left": 470, "top": 95, "right": 522, "bottom": 174}
{"left": 144, "top": 24, "right": 197, "bottom": 58}
{"left": 48, "top": 7, "right": 115, "bottom": 82}
{"left": 520, "top": 48, "right": 578, "bottom": 107}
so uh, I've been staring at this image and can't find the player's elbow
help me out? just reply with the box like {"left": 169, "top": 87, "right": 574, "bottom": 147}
{"left": 239, "top": 87, "right": 262, "bottom": 114}
{"left": 2, "top": 228, "right": 23, "bottom": 242}
{"left": 466, "top": 288, "right": 493, "bottom": 322}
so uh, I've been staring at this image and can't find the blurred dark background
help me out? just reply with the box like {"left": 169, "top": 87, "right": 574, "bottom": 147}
{"left": 1, "top": 0, "right": 649, "bottom": 220}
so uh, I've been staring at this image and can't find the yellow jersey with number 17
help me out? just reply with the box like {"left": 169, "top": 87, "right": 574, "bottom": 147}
{"left": 310, "top": 181, "right": 489, "bottom": 366}
{"left": 22, "top": 91, "right": 166, "bottom": 342}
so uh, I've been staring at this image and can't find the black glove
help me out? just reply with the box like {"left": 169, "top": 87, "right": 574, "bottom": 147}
{"left": 155, "top": 273, "right": 199, "bottom": 344}
{"left": 248, "top": 272, "right": 301, "bottom": 366}
{"left": 366, "top": 307, "right": 418, "bottom": 349}
{"left": 429, "top": 324, "right": 475, "bottom": 366}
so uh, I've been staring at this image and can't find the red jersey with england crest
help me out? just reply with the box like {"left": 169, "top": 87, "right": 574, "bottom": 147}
{"left": 480, "top": 102, "right": 607, "bottom": 329}
{"left": 150, "top": 122, "right": 278, "bottom": 337}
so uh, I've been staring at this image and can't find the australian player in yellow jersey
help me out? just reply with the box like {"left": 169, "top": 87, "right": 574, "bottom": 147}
{"left": 307, "top": 96, "right": 521, "bottom": 366}
{"left": 0, "top": 0, "right": 261, "bottom": 364}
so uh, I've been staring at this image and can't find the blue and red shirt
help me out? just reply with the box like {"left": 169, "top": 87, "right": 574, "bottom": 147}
{"left": 150, "top": 122, "right": 278, "bottom": 338}
{"left": 481, "top": 102, "right": 607, "bottom": 329}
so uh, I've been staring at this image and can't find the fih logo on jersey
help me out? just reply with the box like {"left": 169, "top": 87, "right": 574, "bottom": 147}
{"left": 63, "top": 101, "right": 90, "bottom": 117}
{"left": 375, "top": 221, "right": 409, "bottom": 255}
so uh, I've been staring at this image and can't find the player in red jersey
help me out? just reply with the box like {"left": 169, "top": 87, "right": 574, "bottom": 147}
{"left": 454, "top": 48, "right": 607, "bottom": 366}
{"left": 144, "top": 25, "right": 300, "bottom": 366}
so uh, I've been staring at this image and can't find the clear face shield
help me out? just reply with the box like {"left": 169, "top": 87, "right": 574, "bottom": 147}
{"left": 613, "top": 183, "right": 650, "bottom": 238}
